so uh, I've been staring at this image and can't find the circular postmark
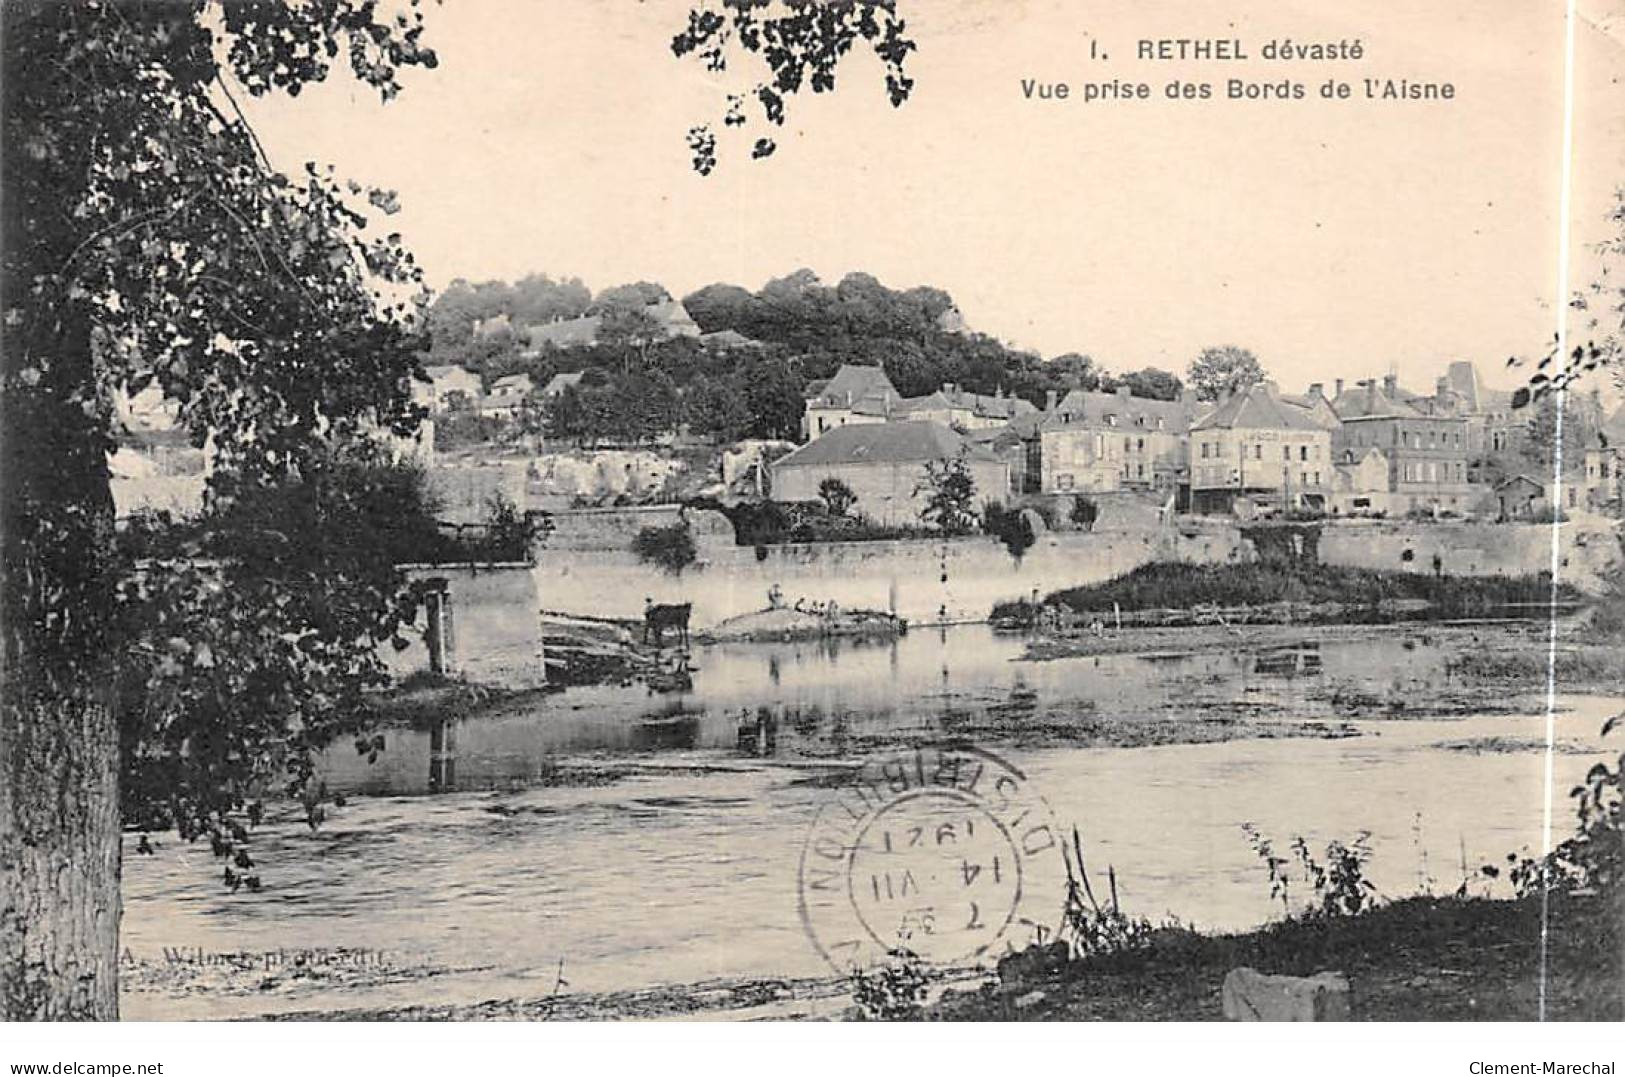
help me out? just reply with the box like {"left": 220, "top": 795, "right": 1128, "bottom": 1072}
{"left": 798, "top": 745, "right": 1066, "bottom": 972}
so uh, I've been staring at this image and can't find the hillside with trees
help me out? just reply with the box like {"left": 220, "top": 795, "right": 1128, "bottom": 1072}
{"left": 422, "top": 268, "right": 1185, "bottom": 447}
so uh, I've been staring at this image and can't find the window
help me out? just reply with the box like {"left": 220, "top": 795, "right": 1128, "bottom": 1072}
{"left": 1299, "top": 445, "right": 1308, "bottom": 462}
{"left": 1314, "top": 471, "right": 1321, "bottom": 485}
{"left": 1253, "top": 444, "right": 1262, "bottom": 460}
{"left": 1283, "top": 446, "right": 1291, "bottom": 461}
{"left": 1201, "top": 442, "right": 1210, "bottom": 459}
{"left": 1137, "top": 438, "right": 1144, "bottom": 452}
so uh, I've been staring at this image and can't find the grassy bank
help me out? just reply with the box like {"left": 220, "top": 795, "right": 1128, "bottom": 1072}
{"left": 928, "top": 891, "right": 1621, "bottom": 1021}
{"left": 992, "top": 562, "right": 1575, "bottom": 624}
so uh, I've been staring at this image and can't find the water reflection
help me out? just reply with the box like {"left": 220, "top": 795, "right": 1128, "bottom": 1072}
{"left": 319, "top": 624, "right": 1537, "bottom": 797}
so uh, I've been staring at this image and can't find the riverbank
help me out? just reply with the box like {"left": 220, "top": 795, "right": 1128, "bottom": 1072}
{"left": 929, "top": 890, "right": 1622, "bottom": 1021}
{"left": 134, "top": 890, "right": 1617, "bottom": 1021}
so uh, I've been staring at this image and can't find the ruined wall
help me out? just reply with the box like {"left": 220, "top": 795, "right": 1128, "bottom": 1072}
{"left": 533, "top": 521, "right": 1250, "bottom": 627}
{"left": 1315, "top": 519, "right": 1620, "bottom": 594}
{"left": 385, "top": 564, "right": 547, "bottom": 687}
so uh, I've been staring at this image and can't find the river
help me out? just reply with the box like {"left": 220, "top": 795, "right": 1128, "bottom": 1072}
{"left": 118, "top": 623, "right": 1620, "bottom": 1019}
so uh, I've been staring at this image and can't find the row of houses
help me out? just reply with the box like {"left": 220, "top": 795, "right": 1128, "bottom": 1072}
{"left": 776, "top": 362, "right": 1625, "bottom": 524}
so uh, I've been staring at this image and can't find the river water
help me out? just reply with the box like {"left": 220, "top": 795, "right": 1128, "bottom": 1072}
{"left": 118, "top": 624, "right": 1620, "bottom": 1019}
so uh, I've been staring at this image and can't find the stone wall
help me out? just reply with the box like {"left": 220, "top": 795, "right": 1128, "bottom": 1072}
{"left": 533, "top": 519, "right": 1249, "bottom": 627}
{"left": 529, "top": 508, "right": 1621, "bottom": 628}
{"left": 1315, "top": 519, "right": 1619, "bottom": 593}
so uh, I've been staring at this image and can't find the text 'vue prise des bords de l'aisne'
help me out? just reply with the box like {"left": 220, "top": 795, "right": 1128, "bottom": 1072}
{"left": 1021, "top": 37, "right": 1455, "bottom": 104}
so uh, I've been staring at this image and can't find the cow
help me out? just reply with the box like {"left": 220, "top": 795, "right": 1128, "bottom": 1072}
{"left": 643, "top": 599, "right": 692, "bottom": 648}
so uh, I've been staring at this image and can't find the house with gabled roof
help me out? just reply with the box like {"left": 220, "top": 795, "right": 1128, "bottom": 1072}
{"left": 1188, "top": 381, "right": 1333, "bottom": 514}
{"left": 413, "top": 364, "right": 482, "bottom": 412}
{"left": 1031, "top": 384, "right": 1193, "bottom": 494}
{"left": 801, "top": 363, "right": 902, "bottom": 440}
{"left": 770, "top": 420, "right": 1008, "bottom": 527}
{"left": 1331, "top": 445, "right": 1391, "bottom": 515}
{"left": 522, "top": 300, "right": 702, "bottom": 352}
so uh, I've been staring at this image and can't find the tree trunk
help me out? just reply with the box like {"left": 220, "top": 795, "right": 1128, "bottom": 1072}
{"left": 2, "top": 1, "right": 125, "bottom": 1017}
{"left": 1, "top": 697, "right": 121, "bottom": 1020}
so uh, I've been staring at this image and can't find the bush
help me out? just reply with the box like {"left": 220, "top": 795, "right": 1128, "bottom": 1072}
{"left": 983, "top": 501, "right": 1035, "bottom": 562}
{"left": 719, "top": 499, "right": 929, "bottom": 546}
{"left": 990, "top": 561, "right": 1578, "bottom": 622}
{"left": 849, "top": 947, "right": 929, "bottom": 1020}
{"left": 1070, "top": 495, "right": 1098, "bottom": 531}
{"left": 632, "top": 521, "right": 697, "bottom": 574}
{"left": 818, "top": 477, "right": 857, "bottom": 517}
{"left": 1241, "top": 823, "right": 1377, "bottom": 920}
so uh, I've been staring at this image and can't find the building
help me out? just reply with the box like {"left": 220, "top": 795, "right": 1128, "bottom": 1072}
{"left": 1188, "top": 382, "right": 1333, "bottom": 514}
{"left": 412, "top": 364, "right": 482, "bottom": 413}
{"left": 1435, "top": 359, "right": 1520, "bottom": 463}
{"left": 1032, "top": 385, "right": 1192, "bottom": 495}
{"left": 1330, "top": 446, "right": 1391, "bottom": 515}
{"left": 1330, "top": 375, "right": 1473, "bottom": 513}
{"left": 479, "top": 372, "right": 536, "bottom": 418}
{"left": 1279, "top": 382, "right": 1343, "bottom": 431}
{"left": 801, "top": 364, "right": 902, "bottom": 440}
{"left": 523, "top": 300, "right": 701, "bottom": 352}
{"left": 769, "top": 420, "right": 1009, "bottom": 527}
{"left": 899, "top": 383, "right": 1039, "bottom": 432}
{"left": 1491, "top": 474, "right": 1546, "bottom": 520}
{"left": 1580, "top": 404, "right": 1625, "bottom": 514}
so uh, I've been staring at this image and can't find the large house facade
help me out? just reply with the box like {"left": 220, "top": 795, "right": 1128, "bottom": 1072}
{"left": 1330, "top": 376, "right": 1472, "bottom": 513}
{"left": 1188, "top": 382, "right": 1333, "bottom": 514}
{"left": 1033, "top": 385, "right": 1191, "bottom": 495}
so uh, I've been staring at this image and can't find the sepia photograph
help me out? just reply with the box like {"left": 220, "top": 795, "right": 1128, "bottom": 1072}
{"left": 2, "top": 0, "right": 1623, "bottom": 1064}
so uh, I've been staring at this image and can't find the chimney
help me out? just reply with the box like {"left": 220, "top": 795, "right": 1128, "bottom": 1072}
{"left": 1383, "top": 373, "right": 1398, "bottom": 397}
{"left": 1045, "top": 389, "right": 1058, "bottom": 413}
{"left": 1365, "top": 379, "right": 1377, "bottom": 413}
{"left": 1335, "top": 378, "right": 1344, "bottom": 398}
{"left": 1308, "top": 382, "right": 1324, "bottom": 400}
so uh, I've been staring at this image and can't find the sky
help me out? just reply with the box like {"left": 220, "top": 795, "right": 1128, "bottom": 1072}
{"left": 243, "top": 0, "right": 1625, "bottom": 395}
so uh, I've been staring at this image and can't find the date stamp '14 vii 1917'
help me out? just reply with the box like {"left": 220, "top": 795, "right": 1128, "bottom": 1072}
{"left": 798, "top": 745, "right": 1067, "bottom": 973}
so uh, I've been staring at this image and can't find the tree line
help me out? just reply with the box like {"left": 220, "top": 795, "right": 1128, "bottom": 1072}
{"left": 423, "top": 268, "right": 1229, "bottom": 449}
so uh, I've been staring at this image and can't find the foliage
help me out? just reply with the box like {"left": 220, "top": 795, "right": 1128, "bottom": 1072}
{"left": 671, "top": 1, "right": 916, "bottom": 175}
{"left": 818, "top": 477, "right": 858, "bottom": 517}
{"left": 916, "top": 452, "right": 979, "bottom": 536}
{"left": 113, "top": 445, "right": 441, "bottom": 879}
{"left": 714, "top": 499, "right": 928, "bottom": 546}
{"left": 1059, "top": 827, "right": 1155, "bottom": 958}
{"left": 1241, "top": 824, "right": 1377, "bottom": 920}
{"left": 1, "top": 0, "right": 442, "bottom": 949}
{"left": 1493, "top": 712, "right": 1623, "bottom": 898}
{"left": 983, "top": 501, "right": 1036, "bottom": 562}
{"left": 1508, "top": 186, "right": 1625, "bottom": 410}
{"left": 1110, "top": 366, "right": 1184, "bottom": 402}
{"left": 849, "top": 946, "right": 929, "bottom": 1021}
{"left": 1521, "top": 395, "right": 1596, "bottom": 470}
{"left": 632, "top": 521, "right": 698, "bottom": 575}
{"left": 1069, "top": 495, "right": 1099, "bottom": 531}
{"left": 993, "top": 562, "right": 1576, "bottom": 622}
{"left": 1186, "top": 345, "right": 1266, "bottom": 402}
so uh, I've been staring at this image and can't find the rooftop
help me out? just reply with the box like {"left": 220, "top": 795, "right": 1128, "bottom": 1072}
{"left": 773, "top": 420, "right": 1000, "bottom": 469}
{"left": 1191, "top": 383, "right": 1329, "bottom": 433}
